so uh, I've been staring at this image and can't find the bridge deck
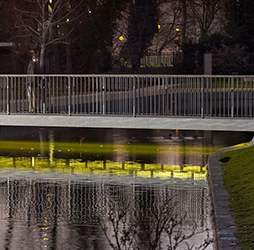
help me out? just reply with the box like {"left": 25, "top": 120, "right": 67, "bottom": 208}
{"left": 0, "top": 75, "right": 254, "bottom": 131}
{"left": 1, "top": 114, "right": 254, "bottom": 131}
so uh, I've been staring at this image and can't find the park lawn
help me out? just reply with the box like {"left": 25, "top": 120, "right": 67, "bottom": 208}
{"left": 221, "top": 144, "right": 254, "bottom": 250}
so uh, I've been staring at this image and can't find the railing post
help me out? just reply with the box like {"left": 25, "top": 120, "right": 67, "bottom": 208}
{"left": 165, "top": 77, "right": 169, "bottom": 115}
{"left": 231, "top": 77, "right": 234, "bottom": 117}
{"left": 103, "top": 77, "right": 106, "bottom": 115}
{"left": 201, "top": 77, "right": 204, "bottom": 119}
{"left": 7, "top": 76, "right": 10, "bottom": 115}
{"left": 68, "top": 76, "right": 71, "bottom": 116}
{"left": 133, "top": 77, "right": 136, "bottom": 117}
{"left": 43, "top": 76, "right": 46, "bottom": 114}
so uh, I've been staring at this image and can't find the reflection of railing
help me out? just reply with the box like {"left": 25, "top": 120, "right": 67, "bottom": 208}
{"left": 0, "top": 75, "right": 254, "bottom": 117}
{"left": 0, "top": 175, "right": 208, "bottom": 227}
{"left": 0, "top": 176, "right": 211, "bottom": 250}
{"left": 0, "top": 156, "right": 207, "bottom": 181}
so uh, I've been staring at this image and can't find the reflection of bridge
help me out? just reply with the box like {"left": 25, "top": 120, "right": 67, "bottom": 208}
{"left": 1, "top": 74, "right": 254, "bottom": 131}
{"left": 0, "top": 165, "right": 209, "bottom": 249}
{"left": 0, "top": 156, "right": 207, "bottom": 182}
{"left": 0, "top": 137, "right": 218, "bottom": 174}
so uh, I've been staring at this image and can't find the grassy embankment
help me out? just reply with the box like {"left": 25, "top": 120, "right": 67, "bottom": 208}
{"left": 221, "top": 143, "right": 254, "bottom": 250}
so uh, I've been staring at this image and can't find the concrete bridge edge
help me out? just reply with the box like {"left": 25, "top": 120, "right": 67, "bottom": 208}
{"left": 208, "top": 148, "right": 241, "bottom": 250}
{"left": 0, "top": 115, "right": 254, "bottom": 131}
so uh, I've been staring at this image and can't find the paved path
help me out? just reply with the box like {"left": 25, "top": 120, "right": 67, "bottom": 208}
{"left": 208, "top": 148, "right": 241, "bottom": 250}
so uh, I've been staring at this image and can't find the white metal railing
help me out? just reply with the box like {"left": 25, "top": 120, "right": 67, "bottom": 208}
{"left": 0, "top": 74, "right": 254, "bottom": 118}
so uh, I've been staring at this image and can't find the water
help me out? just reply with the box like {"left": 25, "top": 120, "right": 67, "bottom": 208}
{"left": 0, "top": 127, "right": 252, "bottom": 250}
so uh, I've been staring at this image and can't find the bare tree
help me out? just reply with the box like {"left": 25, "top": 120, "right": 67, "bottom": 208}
{"left": 188, "top": 0, "right": 221, "bottom": 42}
{"left": 151, "top": 0, "right": 182, "bottom": 54}
{"left": 151, "top": 0, "right": 222, "bottom": 54}
{"left": 12, "top": 0, "right": 83, "bottom": 73}
{"left": 98, "top": 196, "right": 213, "bottom": 250}
{"left": 154, "top": 0, "right": 188, "bottom": 52}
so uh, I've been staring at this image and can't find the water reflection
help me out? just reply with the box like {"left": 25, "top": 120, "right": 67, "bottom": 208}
{"left": 99, "top": 192, "right": 212, "bottom": 250}
{"left": 0, "top": 127, "right": 252, "bottom": 249}
{"left": 0, "top": 175, "right": 211, "bottom": 250}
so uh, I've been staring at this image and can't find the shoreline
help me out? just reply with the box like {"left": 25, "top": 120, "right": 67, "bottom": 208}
{"left": 208, "top": 148, "right": 241, "bottom": 250}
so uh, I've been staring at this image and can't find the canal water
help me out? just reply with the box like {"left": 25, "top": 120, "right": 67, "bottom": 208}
{"left": 0, "top": 127, "right": 252, "bottom": 250}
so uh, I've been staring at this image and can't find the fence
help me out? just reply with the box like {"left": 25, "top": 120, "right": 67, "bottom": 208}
{"left": 0, "top": 75, "right": 254, "bottom": 118}
{"left": 119, "top": 52, "right": 173, "bottom": 68}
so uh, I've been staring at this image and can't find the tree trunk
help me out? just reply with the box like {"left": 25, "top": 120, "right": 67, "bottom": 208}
{"left": 66, "top": 43, "right": 72, "bottom": 73}
{"left": 181, "top": 0, "right": 187, "bottom": 44}
{"left": 131, "top": 54, "right": 140, "bottom": 73}
{"left": 54, "top": 44, "right": 60, "bottom": 73}
{"left": 40, "top": 45, "right": 45, "bottom": 74}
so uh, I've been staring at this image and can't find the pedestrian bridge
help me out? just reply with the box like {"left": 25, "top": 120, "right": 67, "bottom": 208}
{"left": 1, "top": 74, "right": 254, "bottom": 131}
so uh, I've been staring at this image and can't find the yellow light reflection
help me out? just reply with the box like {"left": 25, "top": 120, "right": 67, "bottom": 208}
{"left": 144, "top": 163, "right": 162, "bottom": 170}
{"left": 153, "top": 171, "right": 171, "bottom": 179}
{"left": 0, "top": 156, "right": 207, "bottom": 181}
{"left": 164, "top": 165, "right": 181, "bottom": 171}
{"left": 194, "top": 172, "right": 206, "bottom": 180}
{"left": 136, "top": 171, "right": 151, "bottom": 178}
{"left": 183, "top": 165, "right": 201, "bottom": 172}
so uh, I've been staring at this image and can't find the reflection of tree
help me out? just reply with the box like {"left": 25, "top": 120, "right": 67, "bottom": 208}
{"left": 99, "top": 197, "right": 138, "bottom": 250}
{"left": 99, "top": 196, "right": 213, "bottom": 250}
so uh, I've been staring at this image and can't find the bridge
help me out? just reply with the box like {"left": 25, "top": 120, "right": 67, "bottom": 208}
{"left": 1, "top": 74, "right": 254, "bottom": 131}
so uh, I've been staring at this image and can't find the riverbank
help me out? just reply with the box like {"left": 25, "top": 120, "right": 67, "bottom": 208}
{"left": 220, "top": 144, "right": 254, "bottom": 250}
{"left": 208, "top": 142, "right": 252, "bottom": 250}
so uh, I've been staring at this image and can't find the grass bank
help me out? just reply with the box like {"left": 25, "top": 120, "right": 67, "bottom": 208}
{"left": 221, "top": 143, "right": 254, "bottom": 250}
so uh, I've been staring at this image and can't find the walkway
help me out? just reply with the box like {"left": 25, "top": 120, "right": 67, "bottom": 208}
{"left": 1, "top": 75, "right": 254, "bottom": 119}
{"left": 2, "top": 115, "right": 254, "bottom": 131}
{"left": 208, "top": 148, "right": 241, "bottom": 250}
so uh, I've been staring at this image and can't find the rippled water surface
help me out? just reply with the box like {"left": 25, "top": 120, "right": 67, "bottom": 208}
{"left": 0, "top": 127, "right": 252, "bottom": 250}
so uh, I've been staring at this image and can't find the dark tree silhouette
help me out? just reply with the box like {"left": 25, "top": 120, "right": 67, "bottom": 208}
{"left": 71, "top": 0, "right": 128, "bottom": 73}
{"left": 122, "top": 0, "right": 158, "bottom": 72}
{"left": 223, "top": 0, "right": 254, "bottom": 52}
